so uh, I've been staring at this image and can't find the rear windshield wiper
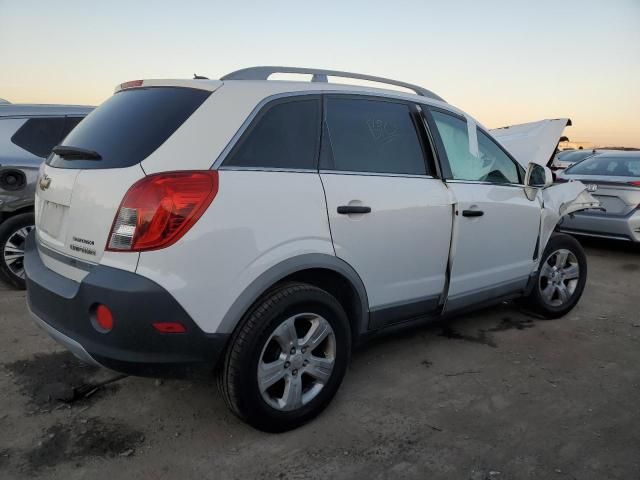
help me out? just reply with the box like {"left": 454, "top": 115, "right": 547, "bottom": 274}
{"left": 52, "top": 145, "right": 102, "bottom": 160}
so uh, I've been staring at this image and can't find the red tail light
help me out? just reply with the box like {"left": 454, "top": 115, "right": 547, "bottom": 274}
{"left": 152, "top": 322, "right": 187, "bottom": 333}
{"left": 107, "top": 171, "right": 219, "bottom": 252}
{"left": 629, "top": 181, "right": 640, "bottom": 187}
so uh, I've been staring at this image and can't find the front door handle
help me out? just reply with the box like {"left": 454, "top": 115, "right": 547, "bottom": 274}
{"left": 462, "top": 209, "right": 484, "bottom": 217}
{"left": 337, "top": 205, "right": 371, "bottom": 214}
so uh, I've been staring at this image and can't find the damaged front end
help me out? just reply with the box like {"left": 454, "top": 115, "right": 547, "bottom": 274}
{"left": 488, "top": 117, "right": 600, "bottom": 254}
{"left": 538, "top": 181, "right": 600, "bottom": 257}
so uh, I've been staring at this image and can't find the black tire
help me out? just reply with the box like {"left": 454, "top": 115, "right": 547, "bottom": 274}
{"left": 219, "top": 282, "right": 351, "bottom": 432}
{"left": 0, "top": 213, "right": 35, "bottom": 290}
{"left": 522, "top": 233, "right": 587, "bottom": 319}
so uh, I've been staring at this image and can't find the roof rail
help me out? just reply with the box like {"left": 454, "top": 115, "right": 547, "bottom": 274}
{"left": 220, "top": 66, "right": 445, "bottom": 102}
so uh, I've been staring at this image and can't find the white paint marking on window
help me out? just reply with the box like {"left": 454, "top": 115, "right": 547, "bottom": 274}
{"left": 466, "top": 116, "right": 479, "bottom": 158}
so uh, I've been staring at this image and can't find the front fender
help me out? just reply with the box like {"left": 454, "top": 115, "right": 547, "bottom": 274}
{"left": 538, "top": 181, "right": 600, "bottom": 254}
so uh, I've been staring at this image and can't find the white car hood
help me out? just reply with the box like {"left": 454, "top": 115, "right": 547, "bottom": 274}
{"left": 490, "top": 118, "right": 571, "bottom": 168}
{"left": 538, "top": 181, "right": 600, "bottom": 254}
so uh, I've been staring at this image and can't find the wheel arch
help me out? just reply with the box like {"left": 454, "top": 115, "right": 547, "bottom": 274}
{"left": 0, "top": 205, "right": 34, "bottom": 224}
{"left": 217, "top": 254, "right": 370, "bottom": 342}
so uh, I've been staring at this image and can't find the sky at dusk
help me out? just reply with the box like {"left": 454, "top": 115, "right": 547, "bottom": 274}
{"left": 1, "top": 0, "right": 638, "bottom": 147}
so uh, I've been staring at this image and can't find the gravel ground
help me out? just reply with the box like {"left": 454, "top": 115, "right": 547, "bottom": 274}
{"left": 0, "top": 238, "right": 639, "bottom": 479}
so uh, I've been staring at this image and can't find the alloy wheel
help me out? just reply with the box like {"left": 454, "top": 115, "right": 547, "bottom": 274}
{"left": 538, "top": 248, "right": 580, "bottom": 307}
{"left": 3, "top": 225, "right": 34, "bottom": 280}
{"left": 257, "top": 313, "right": 336, "bottom": 411}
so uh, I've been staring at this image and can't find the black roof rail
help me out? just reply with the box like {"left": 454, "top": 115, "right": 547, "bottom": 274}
{"left": 220, "top": 66, "right": 445, "bottom": 102}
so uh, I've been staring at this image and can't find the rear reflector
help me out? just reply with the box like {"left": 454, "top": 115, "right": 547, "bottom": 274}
{"left": 152, "top": 322, "right": 187, "bottom": 333}
{"left": 93, "top": 304, "right": 114, "bottom": 332}
{"left": 107, "top": 171, "right": 218, "bottom": 252}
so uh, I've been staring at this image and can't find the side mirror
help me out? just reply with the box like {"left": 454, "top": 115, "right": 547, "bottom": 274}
{"left": 524, "top": 163, "right": 553, "bottom": 200}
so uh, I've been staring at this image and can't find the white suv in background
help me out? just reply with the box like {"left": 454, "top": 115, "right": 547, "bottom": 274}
{"left": 24, "top": 67, "right": 598, "bottom": 431}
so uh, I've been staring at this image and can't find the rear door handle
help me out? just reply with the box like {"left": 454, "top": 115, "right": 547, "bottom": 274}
{"left": 337, "top": 206, "right": 371, "bottom": 214}
{"left": 462, "top": 209, "right": 484, "bottom": 217}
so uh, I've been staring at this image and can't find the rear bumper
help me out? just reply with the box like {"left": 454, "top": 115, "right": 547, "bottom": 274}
{"left": 24, "top": 232, "right": 229, "bottom": 377}
{"left": 558, "top": 209, "right": 640, "bottom": 243}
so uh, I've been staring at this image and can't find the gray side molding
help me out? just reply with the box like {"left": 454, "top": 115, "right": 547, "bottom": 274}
{"left": 220, "top": 66, "right": 446, "bottom": 102}
{"left": 28, "top": 306, "right": 102, "bottom": 367}
{"left": 216, "top": 253, "right": 370, "bottom": 335}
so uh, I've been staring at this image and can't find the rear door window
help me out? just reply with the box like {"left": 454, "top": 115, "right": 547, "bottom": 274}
{"left": 224, "top": 97, "right": 321, "bottom": 170}
{"left": 48, "top": 87, "right": 211, "bottom": 169}
{"left": 322, "top": 97, "right": 428, "bottom": 175}
{"left": 11, "top": 117, "right": 65, "bottom": 157}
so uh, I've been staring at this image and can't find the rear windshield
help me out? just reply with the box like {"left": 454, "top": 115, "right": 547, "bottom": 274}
{"left": 565, "top": 155, "right": 640, "bottom": 177}
{"left": 47, "top": 87, "right": 211, "bottom": 169}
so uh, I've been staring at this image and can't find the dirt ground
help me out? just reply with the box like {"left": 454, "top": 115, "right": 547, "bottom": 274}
{"left": 1, "top": 238, "right": 639, "bottom": 479}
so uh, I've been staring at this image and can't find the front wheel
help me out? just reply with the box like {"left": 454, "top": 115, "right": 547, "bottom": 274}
{"left": 219, "top": 282, "right": 351, "bottom": 432}
{"left": 523, "top": 233, "right": 587, "bottom": 319}
{"left": 0, "top": 213, "right": 35, "bottom": 289}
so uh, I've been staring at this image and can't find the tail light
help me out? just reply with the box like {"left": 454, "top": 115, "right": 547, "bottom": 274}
{"left": 152, "top": 322, "right": 187, "bottom": 333}
{"left": 119, "top": 80, "right": 143, "bottom": 90}
{"left": 629, "top": 181, "right": 640, "bottom": 187}
{"left": 107, "top": 171, "right": 218, "bottom": 252}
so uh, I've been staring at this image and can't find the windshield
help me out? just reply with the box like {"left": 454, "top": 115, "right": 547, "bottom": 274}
{"left": 565, "top": 155, "right": 640, "bottom": 177}
{"left": 47, "top": 87, "right": 211, "bottom": 169}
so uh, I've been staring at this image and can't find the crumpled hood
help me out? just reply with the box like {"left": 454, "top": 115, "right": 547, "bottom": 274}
{"left": 490, "top": 119, "right": 571, "bottom": 168}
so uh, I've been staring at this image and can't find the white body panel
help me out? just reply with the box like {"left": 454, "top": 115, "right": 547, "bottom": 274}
{"left": 445, "top": 183, "right": 541, "bottom": 302}
{"left": 490, "top": 119, "right": 571, "bottom": 168}
{"left": 35, "top": 164, "right": 144, "bottom": 275}
{"left": 320, "top": 173, "right": 453, "bottom": 309}
{"left": 135, "top": 170, "right": 333, "bottom": 333}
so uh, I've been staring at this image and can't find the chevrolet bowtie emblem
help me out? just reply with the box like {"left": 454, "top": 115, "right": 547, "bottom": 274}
{"left": 39, "top": 174, "right": 51, "bottom": 191}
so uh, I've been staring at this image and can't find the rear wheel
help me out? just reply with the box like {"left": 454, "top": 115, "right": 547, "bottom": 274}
{"left": 523, "top": 233, "right": 587, "bottom": 319}
{"left": 0, "top": 213, "right": 35, "bottom": 289}
{"left": 219, "top": 282, "right": 351, "bottom": 432}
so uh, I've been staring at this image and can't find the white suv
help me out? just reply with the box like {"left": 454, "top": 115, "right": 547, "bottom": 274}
{"left": 24, "top": 67, "right": 598, "bottom": 431}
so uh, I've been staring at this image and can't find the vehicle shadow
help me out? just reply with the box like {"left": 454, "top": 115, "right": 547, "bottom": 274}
{"left": 573, "top": 235, "right": 640, "bottom": 255}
